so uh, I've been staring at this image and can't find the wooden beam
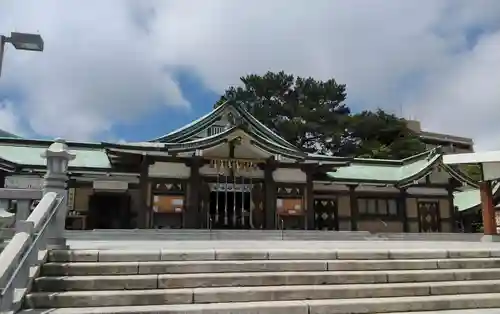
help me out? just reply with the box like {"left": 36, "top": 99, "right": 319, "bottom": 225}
{"left": 480, "top": 181, "right": 497, "bottom": 235}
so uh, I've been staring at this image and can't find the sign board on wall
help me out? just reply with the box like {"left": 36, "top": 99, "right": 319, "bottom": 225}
{"left": 5, "top": 176, "right": 43, "bottom": 189}
{"left": 67, "top": 188, "right": 75, "bottom": 211}
{"left": 93, "top": 180, "right": 128, "bottom": 191}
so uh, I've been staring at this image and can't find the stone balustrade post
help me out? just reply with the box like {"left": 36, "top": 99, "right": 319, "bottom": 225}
{"left": 41, "top": 138, "right": 75, "bottom": 249}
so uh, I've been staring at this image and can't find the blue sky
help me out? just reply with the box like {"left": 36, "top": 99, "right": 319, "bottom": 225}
{"left": 1, "top": 0, "right": 500, "bottom": 150}
{"left": 108, "top": 71, "right": 220, "bottom": 142}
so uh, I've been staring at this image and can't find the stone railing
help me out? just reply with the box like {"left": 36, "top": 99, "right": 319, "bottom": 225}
{"left": 0, "top": 188, "right": 42, "bottom": 250}
{"left": 0, "top": 138, "right": 74, "bottom": 312}
{"left": 0, "top": 192, "right": 62, "bottom": 311}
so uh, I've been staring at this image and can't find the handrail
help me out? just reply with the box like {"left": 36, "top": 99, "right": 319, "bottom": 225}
{"left": 278, "top": 217, "right": 284, "bottom": 240}
{"left": 0, "top": 192, "right": 62, "bottom": 312}
{"left": 208, "top": 216, "right": 213, "bottom": 240}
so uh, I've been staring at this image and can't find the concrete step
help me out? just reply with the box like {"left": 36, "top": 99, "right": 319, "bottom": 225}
{"left": 40, "top": 257, "right": 500, "bottom": 276}
{"left": 47, "top": 248, "right": 500, "bottom": 262}
{"left": 24, "top": 247, "right": 500, "bottom": 313}
{"left": 24, "top": 279, "right": 500, "bottom": 308}
{"left": 63, "top": 230, "right": 373, "bottom": 241}
{"left": 33, "top": 268, "right": 500, "bottom": 291}
{"left": 386, "top": 311, "right": 500, "bottom": 314}
{"left": 17, "top": 293, "right": 500, "bottom": 314}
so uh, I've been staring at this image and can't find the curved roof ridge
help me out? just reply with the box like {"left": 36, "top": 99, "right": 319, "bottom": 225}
{"left": 232, "top": 102, "right": 299, "bottom": 151}
{"left": 150, "top": 101, "right": 230, "bottom": 142}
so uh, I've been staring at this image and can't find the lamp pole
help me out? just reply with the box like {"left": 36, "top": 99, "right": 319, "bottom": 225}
{"left": 0, "top": 32, "right": 44, "bottom": 77}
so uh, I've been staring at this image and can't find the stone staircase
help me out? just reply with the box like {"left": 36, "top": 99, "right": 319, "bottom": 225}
{"left": 64, "top": 229, "right": 374, "bottom": 241}
{"left": 64, "top": 229, "right": 484, "bottom": 242}
{"left": 17, "top": 247, "right": 500, "bottom": 313}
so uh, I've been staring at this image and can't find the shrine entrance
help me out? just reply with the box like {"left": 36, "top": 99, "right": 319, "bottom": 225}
{"left": 209, "top": 189, "right": 251, "bottom": 229}
{"left": 207, "top": 158, "right": 257, "bottom": 229}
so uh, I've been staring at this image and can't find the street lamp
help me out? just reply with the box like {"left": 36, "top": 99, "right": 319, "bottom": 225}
{"left": 0, "top": 32, "right": 44, "bottom": 77}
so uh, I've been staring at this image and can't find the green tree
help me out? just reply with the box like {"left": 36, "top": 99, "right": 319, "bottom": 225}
{"left": 462, "top": 164, "right": 482, "bottom": 181}
{"left": 215, "top": 71, "right": 351, "bottom": 155}
{"left": 215, "top": 71, "right": 427, "bottom": 159}
{"left": 347, "top": 109, "right": 427, "bottom": 159}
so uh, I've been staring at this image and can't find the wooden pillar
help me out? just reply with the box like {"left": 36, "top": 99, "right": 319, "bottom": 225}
{"left": 300, "top": 165, "right": 315, "bottom": 230}
{"left": 0, "top": 171, "right": 6, "bottom": 188}
{"left": 138, "top": 156, "right": 150, "bottom": 229}
{"left": 398, "top": 188, "right": 409, "bottom": 232}
{"left": 348, "top": 185, "right": 358, "bottom": 231}
{"left": 185, "top": 157, "right": 203, "bottom": 228}
{"left": 447, "top": 186, "right": 457, "bottom": 232}
{"left": 263, "top": 159, "right": 278, "bottom": 229}
{"left": 480, "top": 181, "right": 497, "bottom": 235}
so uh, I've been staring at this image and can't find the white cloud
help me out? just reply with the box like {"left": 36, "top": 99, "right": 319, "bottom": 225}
{"left": 1, "top": 0, "right": 500, "bottom": 150}
{"left": 0, "top": 0, "right": 188, "bottom": 140}
{"left": 0, "top": 100, "right": 25, "bottom": 137}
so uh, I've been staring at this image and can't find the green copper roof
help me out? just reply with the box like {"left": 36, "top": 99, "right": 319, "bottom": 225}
{"left": 0, "top": 143, "right": 111, "bottom": 169}
{"left": 324, "top": 148, "right": 477, "bottom": 187}
{"left": 0, "top": 129, "right": 22, "bottom": 139}
{"left": 326, "top": 149, "right": 442, "bottom": 184}
{"left": 150, "top": 101, "right": 300, "bottom": 151}
{"left": 454, "top": 182, "right": 500, "bottom": 212}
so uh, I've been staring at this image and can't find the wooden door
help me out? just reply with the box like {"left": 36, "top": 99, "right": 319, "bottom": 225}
{"left": 314, "top": 198, "right": 339, "bottom": 230}
{"left": 418, "top": 201, "right": 440, "bottom": 232}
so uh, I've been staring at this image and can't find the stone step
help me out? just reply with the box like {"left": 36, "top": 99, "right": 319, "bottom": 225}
{"left": 40, "top": 257, "right": 500, "bottom": 276}
{"left": 24, "top": 279, "right": 500, "bottom": 308}
{"left": 64, "top": 234, "right": 372, "bottom": 241}
{"left": 33, "top": 268, "right": 500, "bottom": 291}
{"left": 47, "top": 248, "right": 500, "bottom": 262}
{"left": 17, "top": 293, "right": 500, "bottom": 314}
{"left": 386, "top": 311, "right": 500, "bottom": 314}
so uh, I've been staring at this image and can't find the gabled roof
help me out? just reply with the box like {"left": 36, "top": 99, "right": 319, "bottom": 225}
{"left": 325, "top": 148, "right": 478, "bottom": 187}
{"left": 454, "top": 182, "right": 500, "bottom": 213}
{"left": 105, "top": 123, "right": 308, "bottom": 161}
{"left": 150, "top": 101, "right": 300, "bottom": 151}
{"left": 0, "top": 129, "right": 22, "bottom": 139}
{"left": 0, "top": 138, "right": 111, "bottom": 170}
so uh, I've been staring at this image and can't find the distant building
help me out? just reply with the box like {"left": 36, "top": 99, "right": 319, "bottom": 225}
{"left": 406, "top": 120, "right": 474, "bottom": 154}
{"left": 0, "top": 129, "right": 22, "bottom": 139}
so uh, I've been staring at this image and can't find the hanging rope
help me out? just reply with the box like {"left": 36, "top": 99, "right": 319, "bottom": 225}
{"left": 215, "top": 162, "right": 220, "bottom": 224}
{"left": 224, "top": 163, "right": 228, "bottom": 226}
{"left": 241, "top": 173, "right": 245, "bottom": 228}
{"left": 232, "top": 165, "right": 237, "bottom": 227}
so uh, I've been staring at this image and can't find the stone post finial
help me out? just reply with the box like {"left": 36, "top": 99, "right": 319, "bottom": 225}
{"left": 41, "top": 138, "right": 76, "bottom": 175}
{"left": 41, "top": 138, "right": 76, "bottom": 249}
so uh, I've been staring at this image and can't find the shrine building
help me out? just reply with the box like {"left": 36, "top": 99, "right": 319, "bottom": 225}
{"left": 0, "top": 101, "right": 478, "bottom": 233}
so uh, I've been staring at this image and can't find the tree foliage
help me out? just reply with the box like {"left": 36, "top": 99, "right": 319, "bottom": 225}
{"left": 215, "top": 71, "right": 427, "bottom": 159}
{"left": 347, "top": 110, "right": 427, "bottom": 159}
{"left": 215, "top": 71, "right": 351, "bottom": 155}
{"left": 462, "top": 164, "right": 482, "bottom": 182}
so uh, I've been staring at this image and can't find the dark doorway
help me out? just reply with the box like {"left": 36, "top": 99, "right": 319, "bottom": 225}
{"left": 209, "top": 191, "right": 251, "bottom": 229}
{"left": 314, "top": 198, "right": 339, "bottom": 231}
{"left": 418, "top": 201, "right": 440, "bottom": 232}
{"left": 88, "top": 192, "right": 131, "bottom": 229}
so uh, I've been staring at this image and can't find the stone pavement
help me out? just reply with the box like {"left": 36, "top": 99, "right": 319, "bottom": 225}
{"left": 67, "top": 239, "right": 500, "bottom": 250}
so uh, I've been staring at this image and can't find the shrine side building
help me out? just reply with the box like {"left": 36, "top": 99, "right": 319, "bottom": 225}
{"left": 0, "top": 102, "right": 478, "bottom": 233}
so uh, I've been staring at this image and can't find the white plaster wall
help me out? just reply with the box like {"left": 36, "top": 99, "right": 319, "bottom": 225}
{"left": 273, "top": 168, "right": 306, "bottom": 183}
{"left": 312, "top": 183, "right": 399, "bottom": 193}
{"left": 74, "top": 175, "right": 139, "bottom": 184}
{"left": 149, "top": 162, "right": 190, "bottom": 178}
{"left": 407, "top": 187, "right": 448, "bottom": 196}
{"left": 313, "top": 183, "right": 349, "bottom": 192}
{"left": 200, "top": 164, "right": 264, "bottom": 178}
{"left": 482, "top": 162, "right": 500, "bottom": 181}
{"left": 5, "top": 175, "right": 43, "bottom": 189}
{"left": 428, "top": 167, "right": 450, "bottom": 184}
{"left": 356, "top": 185, "right": 399, "bottom": 193}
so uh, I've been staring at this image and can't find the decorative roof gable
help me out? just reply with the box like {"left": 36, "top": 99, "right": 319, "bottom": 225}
{"left": 325, "top": 147, "right": 478, "bottom": 188}
{"left": 149, "top": 101, "right": 299, "bottom": 151}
